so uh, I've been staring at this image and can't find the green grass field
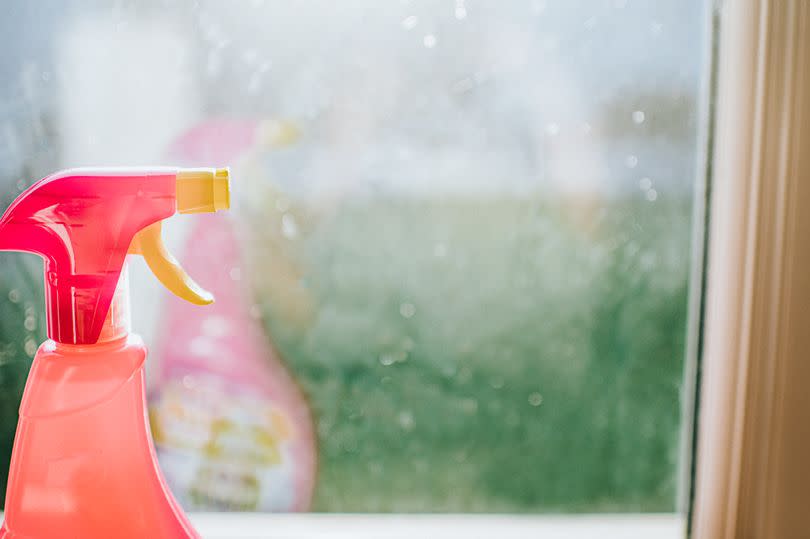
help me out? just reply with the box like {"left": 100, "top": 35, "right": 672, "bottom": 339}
{"left": 250, "top": 193, "right": 693, "bottom": 512}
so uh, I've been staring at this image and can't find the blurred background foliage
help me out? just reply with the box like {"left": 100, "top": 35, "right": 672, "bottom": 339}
{"left": 0, "top": 102, "right": 54, "bottom": 499}
{"left": 250, "top": 194, "right": 691, "bottom": 512}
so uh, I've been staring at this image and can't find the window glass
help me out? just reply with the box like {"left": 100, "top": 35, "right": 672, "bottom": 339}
{"left": 0, "top": 0, "right": 708, "bottom": 513}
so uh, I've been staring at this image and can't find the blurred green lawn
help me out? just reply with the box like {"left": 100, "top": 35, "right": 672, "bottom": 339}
{"left": 252, "top": 193, "right": 692, "bottom": 512}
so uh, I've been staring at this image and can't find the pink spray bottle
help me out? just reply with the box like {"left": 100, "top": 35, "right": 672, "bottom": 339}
{"left": 0, "top": 167, "right": 230, "bottom": 538}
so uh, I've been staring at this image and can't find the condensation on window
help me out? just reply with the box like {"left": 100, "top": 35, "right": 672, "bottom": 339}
{"left": 0, "top": 0, "right": 707, "bottom": 513}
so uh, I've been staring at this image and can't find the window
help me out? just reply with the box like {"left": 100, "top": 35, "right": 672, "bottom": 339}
{"left": 3, "top": 0, "right": 771, "bottom": 537}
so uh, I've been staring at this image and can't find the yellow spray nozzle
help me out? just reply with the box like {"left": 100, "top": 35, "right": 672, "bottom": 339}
{"left": 176, "top": 167, "right": 230, "bottom": 214}
{"left": 127, "top": 168, "right": 230, "bottom": 305}
{"left": 129, "top": 221, "right": 214, "bottom": 305}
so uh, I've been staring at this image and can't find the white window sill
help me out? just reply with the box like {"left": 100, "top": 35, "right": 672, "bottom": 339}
{"left": 190, "top": 513, "right": 684, "bottom": 539}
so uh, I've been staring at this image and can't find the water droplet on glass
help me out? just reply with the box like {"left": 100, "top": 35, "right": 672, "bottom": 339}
{"left": 202, "top": 315, "right": 231, "bottom": 337}
{"left": 400, "top": 303, "right": 416, "bottom": 318}
{"left": 651, "top": 21, "right": 663, "bottom": 35}
{"left": 402, "top": 15, "right": 418, "bottom": 30}
{"left": 583, "top": 17, "right": 596, "bottom": 30}
{"left": 454, "top": 77, "right": 479, "bottom": 95}
{"left": 423, "top": 34, "right": 437, "bottom": 48}
{"left": 461, "top": 398, "right": 478, "bottom": 414}
{"left": 8, "top": 290, "right": 20, "bottom": 303}
{"left": 24, "top": 338, "right": 37, "bottom": 357}
{"left": 23, "top": 316, "right": 36, "bottom": 332}
{"left": 582, "top": 122, "right": 592, "bottom": 134}
{"left": 442, "top": 364, "right": 457, "bottom": 378}
{"left": 242, "top": 48, "right": 258, "bottom": 65}
{"left": 229, "top": 267, "right": 242, "bottom": 281}
{"left": 190, "top": 336, "right": 216, "bottom": 358}
{"left": 545, "top": 123, "right": 560, "bottom": 136}
{"left": 182, "top": 375, "right": 196, "bottom": 389}
{"left": 528, "top": 392, "right": 544, "bottom": 406}
{"left": 41, "top": 71, "right": 51, "bottom": 82}
{"left": 455, "top": 6, "right": 467, "bottom": 19}
{"left": 275, "top": 197, "right": 291, "bottom": 212}
{"left": 281, "top": 213, "right": 298, "bottom": 238}
{"left": 625, "top": 155, "right": 639, "bottom": 168}
{"left": 399, "top": 410, "right": 415, "bottom": 430}
{"left": 639, "top": 177, "right": 652, "bottom": 190}
{"left": 632, "top": 110, "right": 646, "bottom": 124}
{"left": 317, "top": 422, "right": 332, "bottom": 438}
{"left": 646, "top": 189, "right": 658, "bottom": 201}
{"left": 16, "top": 179, "right": 25, "bottom": 191}
{"left": 379, "top": 353, "right": 396, "bottom": 366}
{"left": 490, "top": 377, "right": 505, "bottom": 389}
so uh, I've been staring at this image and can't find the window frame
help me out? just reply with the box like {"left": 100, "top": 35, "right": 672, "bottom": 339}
{"left": 188, "top": 513, "right": 684, "bottom": 539}
{"left": 692, "top": 1, "right": 810, "bottom": 537}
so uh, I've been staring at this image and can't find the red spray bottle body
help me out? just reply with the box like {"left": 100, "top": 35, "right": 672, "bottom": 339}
{"left": 0, "top": 168, "right": 230, "bottom": 538}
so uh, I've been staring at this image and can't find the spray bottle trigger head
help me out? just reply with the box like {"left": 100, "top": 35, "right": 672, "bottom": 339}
{"left": 176, "top": 167, "right": 230, "bottom": 214}
{"left": 128, "top": 222, "right": 214, "bottom": 305}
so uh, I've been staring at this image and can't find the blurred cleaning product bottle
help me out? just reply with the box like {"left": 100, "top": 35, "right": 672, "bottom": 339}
{"left": 149, "top": 213, "right": 316, "bottom": 512}
{"left": 148, "top": 120, "right": 316, "bottom": 511}
{"left": 0, "top": 167, "right": 230, "bottom": 539}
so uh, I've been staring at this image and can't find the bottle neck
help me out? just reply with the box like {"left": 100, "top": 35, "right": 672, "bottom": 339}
{"left": 97, "top": 263, "right": 132, "bottom": 343}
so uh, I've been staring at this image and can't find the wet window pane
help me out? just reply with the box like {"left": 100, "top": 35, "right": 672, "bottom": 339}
{"left": 0, "top": 0, "right": 708, "bottom": 514}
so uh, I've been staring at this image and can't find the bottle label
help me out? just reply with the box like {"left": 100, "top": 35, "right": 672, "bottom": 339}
{"left": 150, "top": 375, "right": 297, "bottom": 511}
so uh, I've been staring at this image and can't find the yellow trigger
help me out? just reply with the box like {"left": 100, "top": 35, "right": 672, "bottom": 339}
{"left": 128, "top": 222, "right": 214, "bottom": 305}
